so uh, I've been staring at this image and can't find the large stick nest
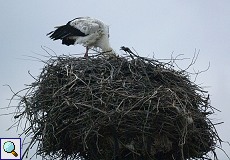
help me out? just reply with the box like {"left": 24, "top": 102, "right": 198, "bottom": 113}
{"left": 14, "top": 49, "right": 220, "bottom": 160}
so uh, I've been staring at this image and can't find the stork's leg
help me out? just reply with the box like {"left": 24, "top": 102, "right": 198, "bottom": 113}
{"left": 84, "top": 46, "right": 89, "bottom": 57}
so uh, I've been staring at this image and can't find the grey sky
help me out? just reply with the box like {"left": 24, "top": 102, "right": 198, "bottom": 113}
{"left": 0, "top": 0, "right": 230, "bottom": 159}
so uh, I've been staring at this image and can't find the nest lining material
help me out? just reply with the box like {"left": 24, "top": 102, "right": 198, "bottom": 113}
{"left": 14, "top": 51, "right": 220, "bottom": 160}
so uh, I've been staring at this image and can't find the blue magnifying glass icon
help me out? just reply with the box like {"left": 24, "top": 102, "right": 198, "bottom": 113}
{"left": 3, "top": 141, "right": 18, "bottom": 157}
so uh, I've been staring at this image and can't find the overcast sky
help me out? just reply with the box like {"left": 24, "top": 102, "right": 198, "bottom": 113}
{"left": 0, "top": 0, "right": 230, "bottom": 159}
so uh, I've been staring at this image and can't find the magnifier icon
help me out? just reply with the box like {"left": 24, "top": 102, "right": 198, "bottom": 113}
{"left": 3, "top": 141, "right": 18, "bottom": 157}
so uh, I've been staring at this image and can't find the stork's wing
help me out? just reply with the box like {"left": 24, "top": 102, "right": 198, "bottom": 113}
{"left": 69, "top": 17, "right": 101, "bottom": 35}
{"left": 47, "top": 24, "right": 87, "bottom": 41}
{"left": 47, "top": 17, "right": 101, "bottom": 41}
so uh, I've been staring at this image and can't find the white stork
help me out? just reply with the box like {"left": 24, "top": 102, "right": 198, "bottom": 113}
{"left": 47, "top": 17, "right": 115, "bottom": 57}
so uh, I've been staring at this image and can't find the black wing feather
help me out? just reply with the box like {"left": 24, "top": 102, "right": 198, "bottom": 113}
{"left": 47, "top": 23, "right": 87, "bottom": 41}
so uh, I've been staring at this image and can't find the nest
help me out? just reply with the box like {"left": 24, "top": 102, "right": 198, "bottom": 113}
{"left": 13, "top": 49, "right": 220, "bottom": 160}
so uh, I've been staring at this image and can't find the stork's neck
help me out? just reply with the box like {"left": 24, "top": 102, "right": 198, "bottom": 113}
{"left": 100, "top": 36, "right": 111, "bottom": 50}
{"left": 100, "top": 36, "right": 116, "bottom": 56}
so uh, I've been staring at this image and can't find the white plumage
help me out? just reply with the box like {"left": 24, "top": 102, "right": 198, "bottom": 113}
{"left": 47, "top": 17, "right": 115, "bottom": 57}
